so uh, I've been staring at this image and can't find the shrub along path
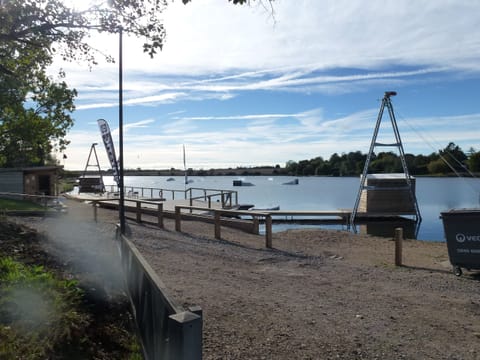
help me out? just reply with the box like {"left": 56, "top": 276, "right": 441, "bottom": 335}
{"left": 1, "top": 200, "right": 141, "bottom": 359}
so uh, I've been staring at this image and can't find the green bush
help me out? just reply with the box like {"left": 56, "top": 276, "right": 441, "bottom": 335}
{"left": 0, "top": 257, "right": 89, "bottom": 359}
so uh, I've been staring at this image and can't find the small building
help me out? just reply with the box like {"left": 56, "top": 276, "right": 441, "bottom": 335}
{"left": 359, "top": 173, "right": 416, "bottom": 215}
{"left": 0, "top": 166, "right": 61, "bottom": 196}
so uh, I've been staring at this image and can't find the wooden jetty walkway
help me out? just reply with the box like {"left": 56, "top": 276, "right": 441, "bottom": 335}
{"left": 65, "top": 184, "right": 417, "bottom": 248}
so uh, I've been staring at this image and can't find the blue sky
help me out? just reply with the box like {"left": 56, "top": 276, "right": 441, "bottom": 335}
{"left": 51, "top": 0, "right": 480, "bottom": 171}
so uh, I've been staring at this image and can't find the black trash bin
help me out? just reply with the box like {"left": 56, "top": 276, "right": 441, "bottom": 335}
{"left": 440, "top": 209, "right": 480, "bottom": 276}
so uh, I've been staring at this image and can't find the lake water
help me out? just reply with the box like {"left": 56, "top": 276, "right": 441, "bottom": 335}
{"left": 102, "top": 175, "right": 480, "bottom": 242}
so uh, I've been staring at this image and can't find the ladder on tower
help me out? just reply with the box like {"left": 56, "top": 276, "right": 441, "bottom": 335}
{"left": 350, "top": 91, "right": 421, "bottom": 224}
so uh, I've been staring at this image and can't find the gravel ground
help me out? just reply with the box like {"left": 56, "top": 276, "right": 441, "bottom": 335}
{"left": 14, "top": 198, "right": 480, "bottom": 360}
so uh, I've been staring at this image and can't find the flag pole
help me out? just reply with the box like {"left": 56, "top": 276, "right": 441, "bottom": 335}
{"left": 118, "top": 27, "right": 126, "bottom": 234}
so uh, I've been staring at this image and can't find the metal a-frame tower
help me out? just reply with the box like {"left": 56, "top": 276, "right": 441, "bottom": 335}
{"left": 79, "top": 143, "right": 105, "bottom": 193}
{"left": 350, "top": 91, "right": 421, "bottom": 224}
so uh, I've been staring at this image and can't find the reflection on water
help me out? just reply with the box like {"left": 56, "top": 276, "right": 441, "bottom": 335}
{"left": 357, "top": 219, "right": 420, "bottom": 239}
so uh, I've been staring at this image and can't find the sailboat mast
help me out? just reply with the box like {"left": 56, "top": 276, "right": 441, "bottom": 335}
{"left": 183, "top": 144, "right": 187, "bottom": 186}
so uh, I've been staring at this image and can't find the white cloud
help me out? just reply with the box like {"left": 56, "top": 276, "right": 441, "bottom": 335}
{"left": 53, "top": 0, "right": 480, "bottom": 90}
{"left": 60, "top": 108, "right": 480, "bottom": 170}
{"left": 50, "top": 0, "right": 480, "bottom": 170}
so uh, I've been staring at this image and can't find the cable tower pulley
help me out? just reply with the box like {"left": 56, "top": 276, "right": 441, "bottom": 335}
{"left": 350, "top": 91, "right": 421, "bottom": 224}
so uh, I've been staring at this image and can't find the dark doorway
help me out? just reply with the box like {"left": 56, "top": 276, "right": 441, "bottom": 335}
{"left": 38, "top": 175, "right": 51, "bottom": 195}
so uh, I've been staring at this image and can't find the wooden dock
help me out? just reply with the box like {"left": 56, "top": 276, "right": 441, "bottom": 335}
{"left": 63, "top": 187, "right": 421, "bottom": 250}
{"left": 64, "top": 183, "right": 419, "bottom": 248}
{"left": 65, "top": 190, "right": 415, "bottom": 223}
{"left": 267, "top": 209, "right": 351, "bottom": 220}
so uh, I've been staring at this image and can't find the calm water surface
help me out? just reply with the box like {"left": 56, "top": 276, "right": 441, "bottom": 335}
{"left": 104, "top": 176, "right": 480, "bottom": 241}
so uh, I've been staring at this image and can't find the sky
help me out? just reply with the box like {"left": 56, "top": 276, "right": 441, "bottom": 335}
{"left": 50, "top": 0, "right": 480, "bottom": 171}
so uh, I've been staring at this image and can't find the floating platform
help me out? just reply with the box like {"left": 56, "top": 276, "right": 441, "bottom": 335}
{"left": 359, "top": 174, "right": 417, "bottom": 216}
{"left": 78, "top": 176, "right": 104, "bottom": 193}
{"left": 233, "top": 180, "right": 254, "bottom": 186}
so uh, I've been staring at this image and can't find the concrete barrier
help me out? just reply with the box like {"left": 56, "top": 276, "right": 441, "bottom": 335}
{"left": 116, "top": 229, "right": 202, "bottom": 359}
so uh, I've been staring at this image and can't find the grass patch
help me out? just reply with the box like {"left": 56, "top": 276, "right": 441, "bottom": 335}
{"left": 58, "top": 179, "right": 76, "bottom": 193}
{"left": 0, "top": 257, "right": 89, "bottom": 359}
{"left": 0, "top": 198, "right": 45, "bottom": 211}
{"left": 0, "top": 220, "right": 142, "bottom": 359}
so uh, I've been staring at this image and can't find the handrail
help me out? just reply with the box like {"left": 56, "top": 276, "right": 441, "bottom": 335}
{"left": 104, "top": 185, "right": 238, "bottom": 207}
{"left": 175, "top": 205, "right": 272, "bottom": 248}
{"left": 0, "top": 191, "right": 60, "bottom": 200}
{"left": 0, "top": 192, "right": 64, "bottom": 213}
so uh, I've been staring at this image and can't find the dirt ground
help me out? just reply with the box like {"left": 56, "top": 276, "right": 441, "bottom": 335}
{"left": 13, "top": 199, "right": 480, "bottom": 360}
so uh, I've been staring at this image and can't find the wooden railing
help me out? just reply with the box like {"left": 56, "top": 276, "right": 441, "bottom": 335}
{"left": 174, "top": 205, "right": 272, "bottom": 248}
{"left": 92, "top": 198, "right": 263, "bottom": 242}
{"left": 92, "top": 198, "right": 352, "bottom": 249}
{"left": 93, "top": 198, "right": 165, "bottom": 228}
{"left": 174, "top": 207, "right": 352, "bottom": 249}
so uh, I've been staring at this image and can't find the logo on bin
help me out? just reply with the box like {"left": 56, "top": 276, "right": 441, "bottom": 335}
{"left": 455, "top": 233, "right": 480, "bottom": 243}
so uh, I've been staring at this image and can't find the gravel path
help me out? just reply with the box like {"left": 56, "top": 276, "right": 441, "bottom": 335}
{"left": 15, "top": 199, "right": 480, "bottom": 359}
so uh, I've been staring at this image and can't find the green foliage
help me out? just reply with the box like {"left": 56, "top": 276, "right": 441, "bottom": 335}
{"left": 285, "top": 142, "right": 475, "bottom": 177}
{"left": 467, "top": 150, "right": 480, "bottom": 172}
{"left": 0, "top": 257, "right": 89, "bottom": 359}
{"left": 370, "top": 152, "right": 402, "bottom": 173}
{"left": 0, "top": 198, "right": 45, "bottom": 211}
{"left": 0, "top": 80, "right": 76, "bottom": 167}
{"left": 0, "top": 0, "right": 269, "bottom": 69}
{"left": 0, "top": 0, "right": 272, "bottom": 168}
{"left": 0, "top": 0, "right": 168, "bottom": 66}
{"left": 427, "top": 158, "right": 450, "bottom": 174}
{"left": 1, "top": 1, "right": 77, "bottom": 167}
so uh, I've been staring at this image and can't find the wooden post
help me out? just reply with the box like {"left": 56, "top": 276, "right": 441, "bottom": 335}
{"left": 136, "top": 201, "right": 141, "bottom": 223}
{"left": 394, "top": 227, "right": 403, "bottom": 266}
{"left": 252, "top": 216, "right": 260, "bottom": 235}
{"left": 265, "top": 214, "right": 272, "bottom": 248}
{"left": 175, "top": 206, "right": 181, "bottom": 232}
{"left": 93, "top": 202, "right": 98, "bottom": 222}
{"left": 157, "top": 203, "right": 164, "bottom": 228}
{"left": 214, "top": 211, "right": 221, "bottom": 239}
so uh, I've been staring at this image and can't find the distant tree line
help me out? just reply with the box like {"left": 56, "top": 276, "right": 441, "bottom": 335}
{"left": 68, "top": 142, "right": 480, "bottom": 177}
{"left": 285, "top": 142, "right": 480, "bottom": 177}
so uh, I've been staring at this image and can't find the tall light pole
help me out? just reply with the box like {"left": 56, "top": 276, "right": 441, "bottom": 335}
{"left": 118, "top": 27, "right": 126, "bottom": 234}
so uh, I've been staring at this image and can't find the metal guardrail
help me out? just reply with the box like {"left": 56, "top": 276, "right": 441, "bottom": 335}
{"left": 116, "top": 228, "right": 203, "bottom": 359}
{"left": 104, "top": 185, "right": 238, "bottom": 207}
{"left": 0, "top": 191, "right": 65, "bottom": 213}
{"left": 0, "top": 191, "right": 60, "bottom": 201}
